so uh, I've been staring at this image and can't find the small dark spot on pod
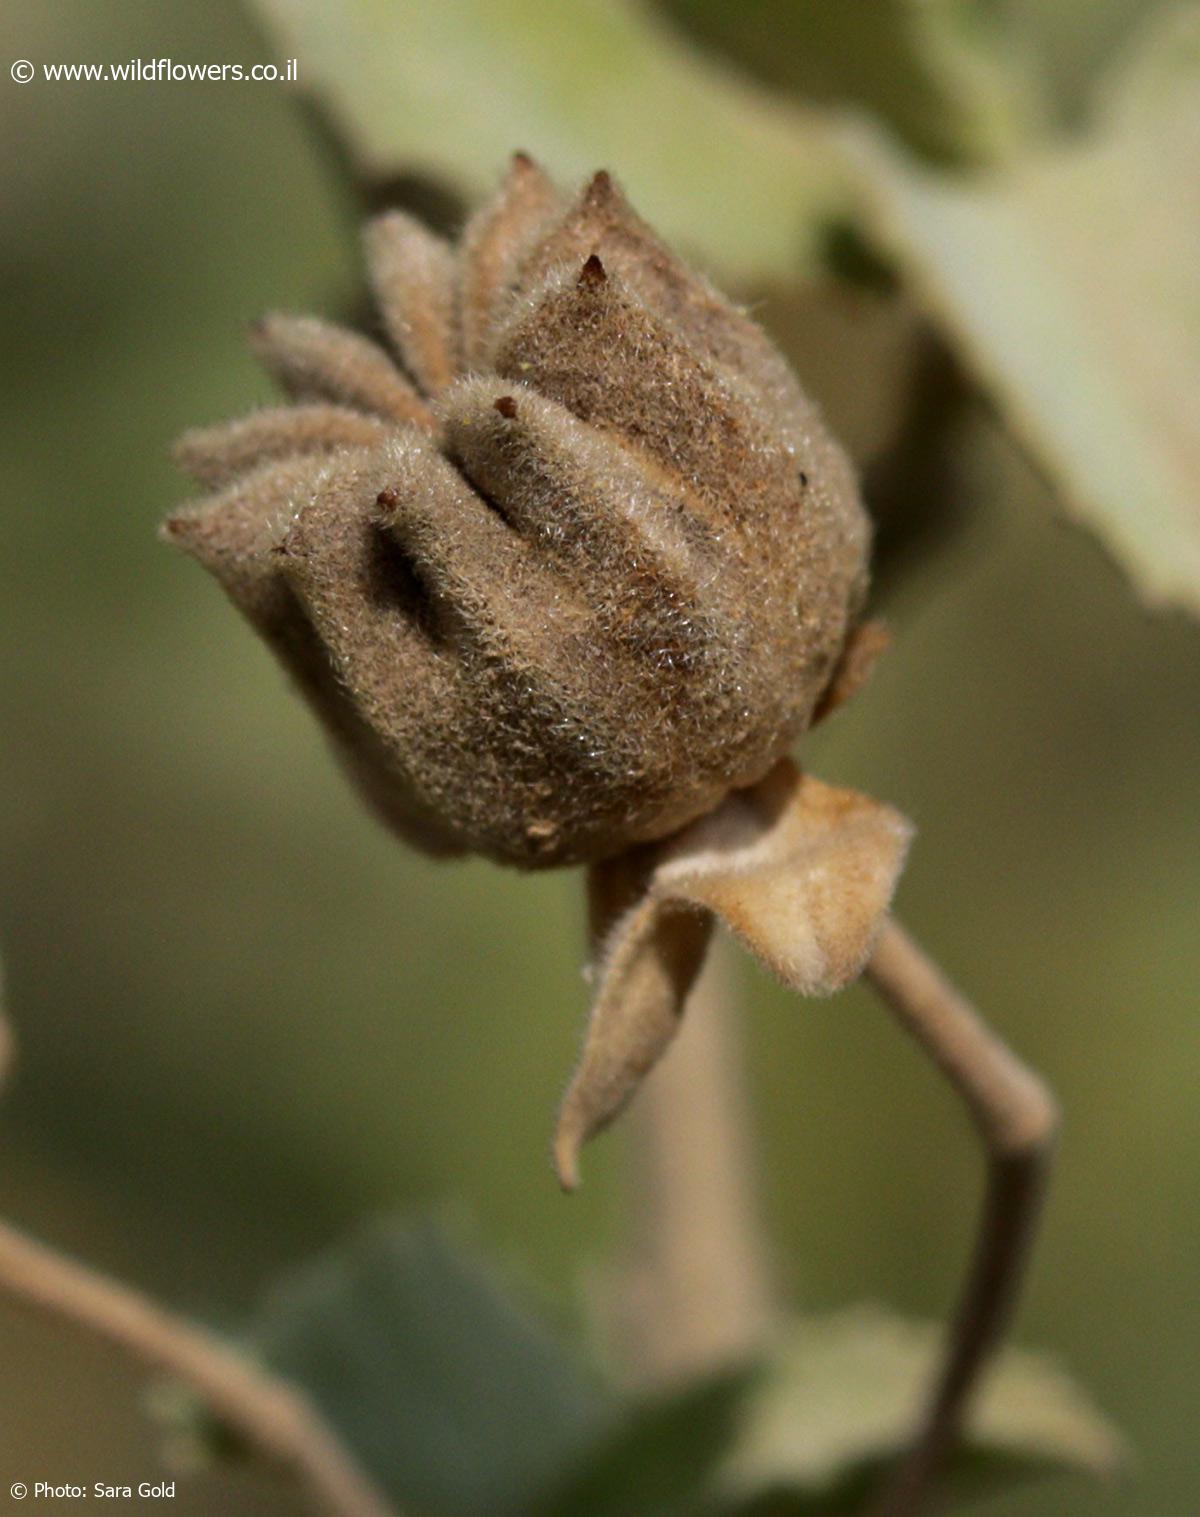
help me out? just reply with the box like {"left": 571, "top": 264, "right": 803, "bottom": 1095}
{"left": 494, "top": 395, "right": 518, "bottom": 419}
{"left": 579, "top": 253, "right": 607, "bottom": 289}
{"left": 798, "top": 470, "right": 809, "bottom": 488}
{"left": 511, "top": 149, "right": 534, "bottom": 170}
{"left": 376, "top": 487, "right": 399, "bottom": 508}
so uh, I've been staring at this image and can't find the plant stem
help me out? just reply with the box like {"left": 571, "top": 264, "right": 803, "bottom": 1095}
{"left": 863, "top": 919, "right": 1058, "bottom": 1517}
{"left": 615, "top": 935, "right": 774, "bottom": 1387}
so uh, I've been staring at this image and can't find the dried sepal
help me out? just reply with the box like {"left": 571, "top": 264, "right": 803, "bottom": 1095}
{"left": 554, "top": 760, "right": 913, "bottom": 1187}
{"left": 165, "top": 446, "right": 466, "bottom": 858}
{"left": 441, "top": 379, "right": 701, "bottom": 599}
{"left": 458, "top": 151, "right": 562, "bottom": 369}
{"left": 363, "top": 212, "right": 459, "bottom": 395}
{"left": 174, "top": 405, "right": 389, "bottom": 491}
{"left": 249, "top": 313, "right": 436, "bottom": 427}
{"left": 164, "top": 455, "right": 318, "bottom": 636}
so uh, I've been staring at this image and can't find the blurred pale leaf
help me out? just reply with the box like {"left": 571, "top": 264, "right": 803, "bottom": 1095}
{"left": 657, "top": 0, "right": 1042, "bottom": 165}
{"left": 249, "top": 0, "right": 849, "bottom": 280}
{"left": 718, "top": 1304, "right": 1126, "bottom": 1511}
{"left": 1098, "top": 0, "right": 1200, "bottom": 122}
{"left": 252, "top": 1219, "right": 610, "bottom": 1516}
{"left": 844, "top": 4, "right": 1200, "bottom": 614}
{"left": 1008, "top": 0, "right": 1161, "bottom": 124}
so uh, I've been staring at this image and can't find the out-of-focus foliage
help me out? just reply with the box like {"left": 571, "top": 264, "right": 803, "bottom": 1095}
{"left": 847, "top": 6, "right": 1200, "bottom": 613}
{"left": 252, "top": 0, "right": 1200, "bottom": 611}
{"left": 251, "top": 0, "right": 851, "bottom": 279}
{"left": 718, "top": 1306, "right": 1123, "bottom": 1509}
{"left": 176, "top": 1222, "right": 1121, "bottom": 1516}
{"left": 657, "top": 0, "right": 1044, "bottom": 164}
{"left": 254, "top": 1221, "right": 609, "bottom": 1516}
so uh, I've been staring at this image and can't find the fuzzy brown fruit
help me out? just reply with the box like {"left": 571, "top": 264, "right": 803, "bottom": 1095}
{"left": 166, "top": 156, "right": 871, "bottom": 867}
{"left": 164, "top": 162, "right": 1060, "bottom": 1516}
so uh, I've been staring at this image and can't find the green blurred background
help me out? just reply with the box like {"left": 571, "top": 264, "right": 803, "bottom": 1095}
{"left": 0, "top": 0, "right": 1196, "bottom": 1512}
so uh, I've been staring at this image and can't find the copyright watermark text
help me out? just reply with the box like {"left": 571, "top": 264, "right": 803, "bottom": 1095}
{"left": 8, "top": 1482, "right": 176, "bottom": 1501}
{"left": 9, "top": 58, "right": 297, "bottom": 85}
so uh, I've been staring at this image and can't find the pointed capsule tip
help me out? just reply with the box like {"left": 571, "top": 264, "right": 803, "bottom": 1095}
{"left": 512, "top": 149, "right": 535, "bottom": 171}
{"left": 160, "top": 510, "right": 219, "bottom": 567}
{"left": 160, "top": 512, "right": 202, "bottom": 549}
{"left": 586, "top": 169, "right": 615, "bottom": 203}
{"left": 578, "top": 253, "right": 607, "bottom": 289}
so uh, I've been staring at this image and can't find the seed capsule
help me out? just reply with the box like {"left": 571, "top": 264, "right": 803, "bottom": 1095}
{"left": 167, "top": 156, "right": 871, "bottom": 868}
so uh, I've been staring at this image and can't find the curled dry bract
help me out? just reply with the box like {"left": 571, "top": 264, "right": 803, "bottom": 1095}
{"left": 556, "top": 761, "right": 913, "bottom": 1188}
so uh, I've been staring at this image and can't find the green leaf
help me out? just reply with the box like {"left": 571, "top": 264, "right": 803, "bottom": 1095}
{"left": 248, "top": 0, "right": 850, "bottom": 281}
{"left": 843, "top": 4, "right": 1200, "bottom": 614}
{"left": 252, "top": 1218, "right": 611, "bottom": 1517}
{"left": 716, "top": 1305, "right": 1126, "bottom": 1513}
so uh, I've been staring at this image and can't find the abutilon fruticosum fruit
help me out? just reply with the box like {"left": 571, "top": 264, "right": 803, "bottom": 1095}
{"left": 166, "top": 156, "right": 1058, "bottom": 1517}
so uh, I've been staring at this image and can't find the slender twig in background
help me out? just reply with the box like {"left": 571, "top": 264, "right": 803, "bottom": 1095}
{"left": 616, "top": 936, "right": 774, "bottom": 1387}
{"left": 864, "top": 919, "right": 1058, "bottom": 1517}
{"left": 0, "top": 1008, "right": 399, "bottom": 1517}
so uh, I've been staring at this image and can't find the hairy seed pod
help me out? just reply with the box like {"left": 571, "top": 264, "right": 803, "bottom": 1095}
{"left": 166, "top": 157, "right": 872, "bottom": 867}
{"left": 163, "top": 165, "right": 1053, "bottom": 1509}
